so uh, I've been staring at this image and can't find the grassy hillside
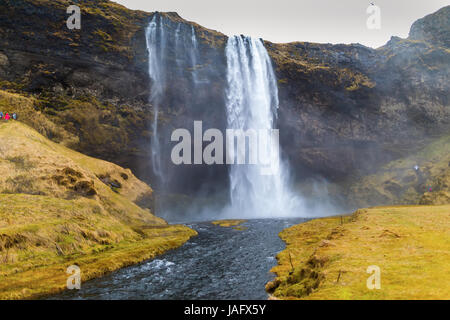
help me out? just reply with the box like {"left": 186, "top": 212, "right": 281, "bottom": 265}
{"left": 348, "top": 134, "right": 450, "bottom": 207}
{"left": 0, "top": 121, "right": 196, "bottom": 299}
{"left": 267, "top": 205, "right": 450, "bottom": 300}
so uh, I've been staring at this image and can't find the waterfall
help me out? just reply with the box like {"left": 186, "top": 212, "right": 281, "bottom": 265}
{"left": 145, "top": 14, "right": 166, "bottom": 181}
{"left": 145, "top": 14, "right": 201, "bottom": 182}
{"left": 175, "top": 24, "right": 183, "bottom": 70}
{"left": 224, "top": 36, "right": 302, "bottom": 218}
{"left": 190, "top": 26, "right": 199, "bottom": 84}
{"left": 145, "top": 15, "right": 304, "bottom": 219}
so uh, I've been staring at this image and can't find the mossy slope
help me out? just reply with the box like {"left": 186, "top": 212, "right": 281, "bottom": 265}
{"left": 348, "top": 134, "right": 450, "bottom": 207}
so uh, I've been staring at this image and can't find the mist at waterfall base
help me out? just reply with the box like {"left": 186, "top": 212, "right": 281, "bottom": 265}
{"left": 145, "top": 14, "right": 342, "bottom": 223}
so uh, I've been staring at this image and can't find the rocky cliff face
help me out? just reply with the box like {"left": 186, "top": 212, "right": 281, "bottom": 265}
{"left": 0, "top": 0, "right": 229, "bottom": 197}
{"left": 0, "top": 0, "right": 448, "bottom": 208}
{"left": 0, "top": 0, "right": 153, "bottom": 176}
{"left": 409, "top": 5, "right": 450, "bottom": 47}
{"left": 269, "top": 7, "right": 449, "bottom": 182}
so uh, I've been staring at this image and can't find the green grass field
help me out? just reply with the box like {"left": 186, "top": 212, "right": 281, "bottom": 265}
{"left": 268, "top": 205, "right": 450, "bottom": 300}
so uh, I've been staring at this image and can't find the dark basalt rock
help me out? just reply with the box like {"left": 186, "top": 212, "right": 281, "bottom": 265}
{"left": 409, "top": 6, "right": 450, "bottom": 47}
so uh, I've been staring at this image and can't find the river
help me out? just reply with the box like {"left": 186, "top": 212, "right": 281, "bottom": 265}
{"left": 50, "top": 218, "right": 307, "bottom": 300}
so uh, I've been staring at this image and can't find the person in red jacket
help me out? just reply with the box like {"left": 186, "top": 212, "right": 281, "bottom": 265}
{"left": 4, "top": 113, "right": 10, "bottom": 120}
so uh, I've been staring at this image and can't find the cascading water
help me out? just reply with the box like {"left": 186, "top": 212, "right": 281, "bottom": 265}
{"left": 145, "top": 14, "right": 205, "bottom": 218}
{"left": 145, "top": 14, "right": 166, "bottom": 181}
{"left": 146, "top": 15, "right": 304, "bottom": 219}
{"left": 190, "top": 26, "right": 199, "bottom": 84}
{"left": 224, "top": 36, "right": 302, "bottom": 218}
{"left": 145, "top": 14, "right": 201, "bottom": 183}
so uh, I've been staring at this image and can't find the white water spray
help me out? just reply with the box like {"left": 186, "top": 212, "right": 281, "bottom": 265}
{"left": 224, "top": 36, "right": 303, "bottom": 218}
{"left": 190, "top": 26, "right": 199, "bottom": 84}
{"left": 145, "top": 15, "right": 166, "bottom": 180}
{"left": 145, "top": 15, "right": 201, "bottom": 181}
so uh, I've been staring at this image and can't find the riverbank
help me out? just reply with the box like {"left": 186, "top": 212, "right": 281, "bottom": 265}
{"left": 267, "top": 204, "right": 450, "bottom": 299}
{"left": 50, "top": 218, "right": 303, "bottom": 300}
{"left": 0, "top": 218, "right": 196, "bottom": 299}
{"left": 0, "top": 121, "right": 197, "bottom": 299}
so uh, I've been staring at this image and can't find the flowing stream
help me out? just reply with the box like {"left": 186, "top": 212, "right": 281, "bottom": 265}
{"left": 51, "top": 218, "right": 307, "bottom": 300}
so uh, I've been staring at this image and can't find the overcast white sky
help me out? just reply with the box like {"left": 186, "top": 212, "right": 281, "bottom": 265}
{"left": 114, "top": 0, "right": 449, "bottom": 48}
